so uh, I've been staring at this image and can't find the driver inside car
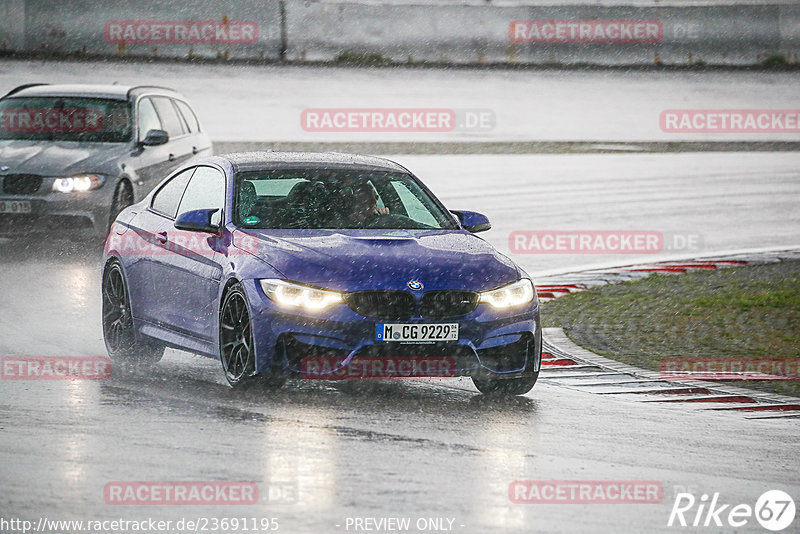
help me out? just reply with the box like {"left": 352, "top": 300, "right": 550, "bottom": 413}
{"left": 349, "top": 182, "right": 389, "bottom": 226}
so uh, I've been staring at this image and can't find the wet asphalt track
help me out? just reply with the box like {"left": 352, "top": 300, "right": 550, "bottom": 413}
{"left": 1, "top": 151, "right": 799, "bottom": 533}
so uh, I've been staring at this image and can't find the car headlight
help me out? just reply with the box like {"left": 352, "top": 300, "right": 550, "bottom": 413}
{"left": 260, "top": 279, "right": 343, "bottom": 311}
{"left": 52, "top": 174, "right": 105, "bottom": 193}
{"left": 479, "top": 279, "right": 535, "bottom": 309}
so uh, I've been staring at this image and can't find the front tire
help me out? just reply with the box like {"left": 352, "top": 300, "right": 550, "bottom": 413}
{"left": 108, "top": 181, "right": 133, "bottom": 233}
{"left": 102, "top": 261, "right": 163, "bottom": 364}
{"left": 219, "top": 284, "right": 257, "bottom": 387}
{"left": 472, "top": 371, "right": 539, "bottom": 396}
{"left": 471, "top": 335, "right": 540, "bottom": 396}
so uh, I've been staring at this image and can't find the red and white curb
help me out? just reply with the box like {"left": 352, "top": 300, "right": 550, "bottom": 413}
{"left": 535, "top": 248, "right": 800, "bottom": 420}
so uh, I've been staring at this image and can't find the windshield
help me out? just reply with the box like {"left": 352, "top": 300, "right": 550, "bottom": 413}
{"left": 0, "top": 96, "right": 132, "bottom": 142}
{"left": 236, "top": 169, "right": 459, "bottom": 230}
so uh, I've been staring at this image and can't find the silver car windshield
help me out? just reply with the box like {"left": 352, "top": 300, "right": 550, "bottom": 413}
{"left": 0, "top": 96, "right": 133, "bottom": 143}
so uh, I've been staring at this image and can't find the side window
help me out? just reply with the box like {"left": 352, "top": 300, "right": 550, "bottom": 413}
{"left": 174, "top": 100, "right": 200, "bottom": 133}
{"left": 151, "top": 168, "right": 195, "bottom": 218}
{"left": 390, "top": 181, "right": 439, "bottom": 227}
{"left": 177, "top": 166, "right": 225, "bottom": 226}
{"left": 151, "top": 97, "right": 184, "bottom": 138}
{"left": 137, "top": 98, "right": 162, "bottom": 140}
{"left": 171, "top": 100, "right": 190, "bottom": 134}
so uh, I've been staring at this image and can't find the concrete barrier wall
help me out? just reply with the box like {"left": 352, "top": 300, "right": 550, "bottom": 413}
{"left": 0, "top": 0, "right": 796, "bottom": 66}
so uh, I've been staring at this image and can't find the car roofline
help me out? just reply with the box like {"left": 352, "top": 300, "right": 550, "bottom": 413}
{"left": 126, "top": 85, "right": 183, "bottom": 99}
{"left": 1, "top": 84, "right": 183, "bottom": 101}
{"left": 2, "top": 83, "right": 50, "bottom": 98}
{"left": 220, "top": 151, "right": 408, "bottom": 174}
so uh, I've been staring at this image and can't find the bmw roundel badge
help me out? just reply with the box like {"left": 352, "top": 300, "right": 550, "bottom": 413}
{"left": 407, "top": 280, "right": 423, "bottom": 291}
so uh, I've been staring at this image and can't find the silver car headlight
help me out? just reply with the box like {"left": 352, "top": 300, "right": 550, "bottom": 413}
{"left": 479, "top": 279, "right": 535, "bottom": 309}
{"left": 260, "top": 279, "right": 343, "bottom": 311}
{"left": 52, "top": 174, "right": 105, "bottom": 193}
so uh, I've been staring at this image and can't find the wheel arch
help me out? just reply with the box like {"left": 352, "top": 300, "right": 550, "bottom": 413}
{"left": 219, "top": 276, "right": 243, "bottom": 305}
{"left": 114, "top": 176, "right": 134, "bottom": 198}
{"left": 102, "top": 254, "right": 124, "bottom": 277}
{"left": 216, "top": 276, "right": 245, "bottom": 353}
{"left": 101, "top": 256, "right": 148, "bottom": 343}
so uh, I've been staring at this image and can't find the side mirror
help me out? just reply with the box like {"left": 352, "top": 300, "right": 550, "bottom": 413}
{"left": 140, "top": 129, "right": 169, "bottom": 146}
{"left": 175, "top": 208, "right": 220, "bottom": 233}
{"left": 451, "top": 210, "right": 491, "bottom": 233}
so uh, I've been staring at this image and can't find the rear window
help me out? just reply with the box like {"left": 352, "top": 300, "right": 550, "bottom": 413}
{"left": 0, "top": 96, "right": 132, "bottom": 143}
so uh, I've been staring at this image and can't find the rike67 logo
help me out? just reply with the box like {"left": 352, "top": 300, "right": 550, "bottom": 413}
{"left": 668, "top": 490, "right": 796, "bottom": 531}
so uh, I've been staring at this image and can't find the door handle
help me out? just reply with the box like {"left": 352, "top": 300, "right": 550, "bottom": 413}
{"left": 156, "top": 231, "right": 168, "bottom": 244}
{"left": 168, "top": 153, "right": 175, "bottom": 162}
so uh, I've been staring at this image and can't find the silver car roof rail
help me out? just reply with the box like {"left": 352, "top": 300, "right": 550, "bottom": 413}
{"left": 2, "top": 83, "right": 50, "bottom": 98}
{"left": 126, "top": 85, "right": 180, "bottom": 99}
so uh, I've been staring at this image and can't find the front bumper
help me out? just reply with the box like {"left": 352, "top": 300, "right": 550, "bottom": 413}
{"left": 241, "top": 279, "right": 542, "bottom": 379}
{"left": 0, "top": 187, "right": 113, "bottom": 238}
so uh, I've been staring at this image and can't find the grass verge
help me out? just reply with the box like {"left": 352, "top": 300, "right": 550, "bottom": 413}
{"left": 541, "top": 260, "right": 800, "bottom": 398}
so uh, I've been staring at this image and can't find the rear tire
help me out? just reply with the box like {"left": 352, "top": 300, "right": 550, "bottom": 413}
{"left": 102, "top": 261, "right": 163, "bottom": 364}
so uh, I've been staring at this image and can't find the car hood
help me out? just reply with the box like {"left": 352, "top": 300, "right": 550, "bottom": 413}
{"left": 0, "top": 139, "right": 129, "bottom": 175}
{"left": 236, "top": 229, "right": 521, "bottom": 291}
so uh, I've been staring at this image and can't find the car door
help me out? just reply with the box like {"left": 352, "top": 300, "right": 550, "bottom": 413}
{"left": 123, "top": 166, "right": 195, "bottom": 325}
{"left": 130, "top": 97, "right": 174, "bottom": 194}
{"left": 147, "top": 165, "right": 225, "bottom": 343}
{"left": 173, "top": 98, "right": 213, "bottom": 158}
{"left": 151, "top": 96, "right": 196, "bottom": 173}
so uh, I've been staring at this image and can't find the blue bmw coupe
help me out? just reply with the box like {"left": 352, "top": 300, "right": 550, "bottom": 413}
{"left": 102, "top": 152, "right": 542, "bottom": 394}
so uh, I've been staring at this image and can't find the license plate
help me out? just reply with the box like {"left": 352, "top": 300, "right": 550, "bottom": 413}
{"left": 0, "top": 200, "right": 32, "bottom": 214}
{"left": 376, "top": 323, "right": 458, "bottom": 342}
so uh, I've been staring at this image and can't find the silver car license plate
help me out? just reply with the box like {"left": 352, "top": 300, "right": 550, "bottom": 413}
{"left": 0, "top": 200, "right": 32, "bottom": 214}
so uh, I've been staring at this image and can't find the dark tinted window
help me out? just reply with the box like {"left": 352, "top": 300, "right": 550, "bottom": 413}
{"left": 151, "top": 167, "right": 194, "bottom": 218}
{"left": 174, "top": 100, "right": 200, "bottom": 133}
{"left": 0, "top": 97, "right": 132, "bottom": 143}
{"left": 137, "top": 98, "right": 161, "bottom": 140}
{"left": 235, "top": 169, "right": 457, "bottom": 230}
{"left": 151, "top": 97, "right": 184, "bottom": 138}
{"left": 177, "top": 166, "right": 225, "bottom": 226}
